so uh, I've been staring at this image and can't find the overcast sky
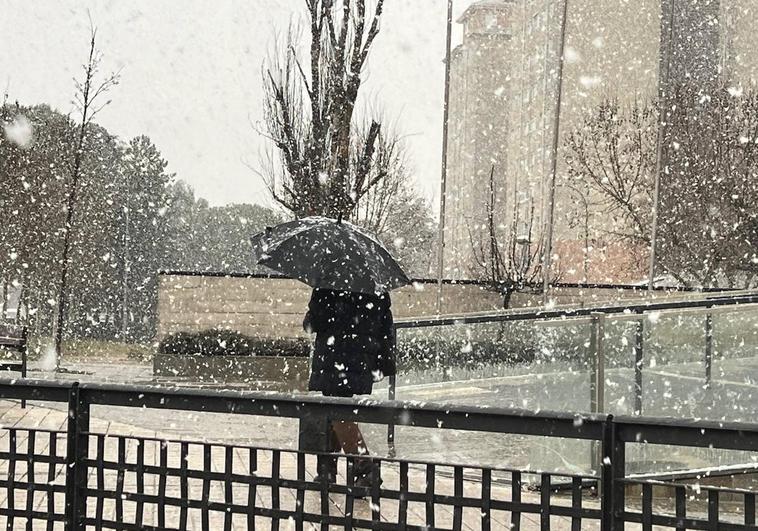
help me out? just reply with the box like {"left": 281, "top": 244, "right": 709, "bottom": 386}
{"left": 1, "top": 0, "right": 475, "bottom": 209}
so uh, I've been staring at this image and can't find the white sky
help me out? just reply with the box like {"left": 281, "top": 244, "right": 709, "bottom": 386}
{"left": 1, "top": 0, "right": 474, "bottom": 209}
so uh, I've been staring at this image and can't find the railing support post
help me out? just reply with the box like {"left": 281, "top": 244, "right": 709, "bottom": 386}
{"left": 590, "top": 313, "right": 605, "bottom": 473}
{"left": 633, "top": 318, "right": 644, "bottom": 415}
{"left": 704, "top": 313, "right": 713, "bottom": 390}
{"left": 387, "top": 326, "right": 397, "bottom": 458}
{"left": 65, "top": 382, "right": 90, "bottom": 531}
{"left": 20, "top": 325, "right": 28, "bottom": 409}
{"left": 601, "top": 415, "right": 625, "bottom": 531}
{"left": 387, "top": 375, "right": 396, "bottom": 458}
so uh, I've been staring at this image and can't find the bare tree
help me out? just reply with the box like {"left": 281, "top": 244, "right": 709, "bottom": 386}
{"left": 351, "top": 138, "right": 437, "bottom": 277}
{"left": 564, "top": 88, "right": 758, "bottom": 288}
{"left": 261, "top": 0, "right": 388, "bottom": 218}
{"left": 564, "top": 101, "right": 657, "bottom": 248}
{"left": 561, "top": 181, "right": 595, "bottom": 284}
{"left": 468, "top": 167, "right": 556, "bottom": 308}
{"left": 53, "top": 25, "right": 120, "bottom": 364}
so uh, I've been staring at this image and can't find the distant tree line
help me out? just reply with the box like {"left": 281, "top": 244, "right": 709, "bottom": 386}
{"left": 0, "top": 103, "right": 284, "bottom": 343}
{"left": 1, "top": 101, "right": 435, "bottom": 344}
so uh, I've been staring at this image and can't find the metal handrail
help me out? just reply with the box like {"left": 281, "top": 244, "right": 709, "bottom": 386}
{"left": 1, "top": 377, "right": 757, "bottom": 450}
{"left": 395, "top": 290, "right": 758, "bottom": 329}
{"left": 2, "top": 378, "right": 758, "bottom": 530}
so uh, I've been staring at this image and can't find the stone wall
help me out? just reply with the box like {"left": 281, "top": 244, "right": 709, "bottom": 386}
{"left": 156, "top": 273, "right": 693, "bottom": 340}
{"left": 156, "top": 274, "right": 508, "bottom": 340}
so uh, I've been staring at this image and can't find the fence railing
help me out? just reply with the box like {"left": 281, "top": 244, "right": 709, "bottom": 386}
{"left": 389, "top": 290, "right": 758, "bottom": 446}
{"left": 1, "top": 379, "right": 758, "bottom": 529}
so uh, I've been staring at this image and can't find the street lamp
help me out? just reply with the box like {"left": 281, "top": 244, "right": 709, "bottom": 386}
{"left": 516, "top": 234, "right": 530, "bottom": 272}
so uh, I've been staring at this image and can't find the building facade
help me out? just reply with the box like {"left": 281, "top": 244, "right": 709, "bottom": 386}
{"left": 442, "top": 0, "right": 757, "bottom": 283}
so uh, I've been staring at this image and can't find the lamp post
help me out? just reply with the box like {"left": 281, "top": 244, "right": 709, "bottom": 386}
{"left": 516, "top": 234, "right": 530, "bottom": 273}
{"left": 648, "top": 0, "right": 676, "bottom": 290}
{"left": 541, "top": 0, "right": 570, "bottom": 304}
{"left": 121, "top": 167, "right": 130, "bottom": 342}
{"left": 436, "top": 0, "right": 454, "bottom": 315}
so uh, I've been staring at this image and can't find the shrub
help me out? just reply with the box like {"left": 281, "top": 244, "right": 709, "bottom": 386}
{"left": 158, "top": 329, "right": 311, "bottom": 358}
{"left": 396, "top": 320, "right": 592, "bottom": 372}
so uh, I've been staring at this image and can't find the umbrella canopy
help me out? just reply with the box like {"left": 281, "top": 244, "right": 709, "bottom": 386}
{"left": 250, "top": 216, "right": 410, "bottom": 294}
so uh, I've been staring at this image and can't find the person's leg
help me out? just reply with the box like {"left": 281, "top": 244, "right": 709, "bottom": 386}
{"left": 330, "top": 421, "right": 369, "bottom": 455}
{"left": 300, "top": 410, "right": 337, "bottom": 482}
{"left": 331, "top": 421, "right": 379, "bottom": 487}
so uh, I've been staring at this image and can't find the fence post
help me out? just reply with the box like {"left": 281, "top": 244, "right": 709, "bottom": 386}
{"left": 633, "top": 318, "right": 643, "bottom": 415}
{"left": 65, "top": 382, "right": 90, "bottom": 531}
{"left": 601, "top": 415, "right": 625, "bottom": 531}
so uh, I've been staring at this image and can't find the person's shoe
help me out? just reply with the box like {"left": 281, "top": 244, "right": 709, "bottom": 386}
{"left": 313, "top": 471, "right": 337, "bottom": 483}
{"left": 353, "top": 460, "right": 382, "bottom": 490}
{"left": 314, "top": 456, "right": 337, "bottom": 484}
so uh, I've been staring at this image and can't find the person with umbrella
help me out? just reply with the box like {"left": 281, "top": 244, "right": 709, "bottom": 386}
{"left": 302, "top": 287, "right": 395, "bottom": 485}
{"left": 251, "top": 216, "right": 409, "bottom": 486}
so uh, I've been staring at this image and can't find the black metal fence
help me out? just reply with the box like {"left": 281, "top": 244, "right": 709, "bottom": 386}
{"left": 1, "top": 379, "right": 758, "bottom": 530}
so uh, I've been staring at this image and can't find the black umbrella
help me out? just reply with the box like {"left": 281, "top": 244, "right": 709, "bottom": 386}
{"left": 250, "top": 216, "right": 410, "bottom": 294}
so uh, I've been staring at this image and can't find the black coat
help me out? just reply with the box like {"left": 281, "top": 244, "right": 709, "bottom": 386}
{"left": 303, "top": 289, "right": 395, "bottom": 397}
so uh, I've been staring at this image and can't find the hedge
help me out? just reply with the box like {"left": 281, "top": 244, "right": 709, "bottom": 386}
{"left": 158, "top": 329, "right": 311, "bottom": 358}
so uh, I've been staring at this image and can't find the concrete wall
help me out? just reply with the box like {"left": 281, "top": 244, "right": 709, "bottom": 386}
{"left": 156, "top": 274, "right": 506, "bottom": 340}
{"left": 156, "top": 273, "right": 693, "bottom": 340}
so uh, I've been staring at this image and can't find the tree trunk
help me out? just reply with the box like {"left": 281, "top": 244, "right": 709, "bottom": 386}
{"left": 15, "top": 285, "right": 25, "bottom": 325}
{"left": 1, "top": 279, "right": 8, "bottom": 320}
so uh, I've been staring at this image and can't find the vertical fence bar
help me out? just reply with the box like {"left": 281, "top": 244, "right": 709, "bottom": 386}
{"left": 345, "top": 457, "right": 355, "bottom": 531}
{"left": 634, "top": 318, "right": 644, "bottom": 415}
{"left": 704, "top": 313, "right": 713, "bottom": 390}
{"left": 642, "top": 483, "right": 653, "bottom": 531}
{"left": 371, "top": 460, "right": 382, "bottom": 523}
{"left": 135, "top": 439, "right": 145, "bottom": 527}
{"left": 179, "top": 442, "right": 189, "bottom": 530}
{"left": 602, "top": 415, "right": 624, "bottom": 531}
{"left": 482, "top": 468, "right": 492, "bottom": 531}
{"left": 675, "top": 486, "right": 686, "bottom": 530}
{"left": 540, "top": 473, "right": 551, "bottom": 531}
{"left": 64, "top": 382, "right": 90, "bottom": 531}
{"left": 745, "top": 492, "right": 755, "bottom": 526}
{"left": 225, "top": 446, "right": 235, "bottom": 531}
{"left": 201, "top": 444, "right": 211, "bottom": 530}
{"left": 95, "top": 435, "right": 105, "bottom": 529}
{"left": 511, "top": 471, "right": 522, "bottom": 531}
{"left": 47, "top": 433, "right": 58, "bottom": 531}
{"left": 570, "top": 477, "right": 582, "bottom": 531}
{"left": 25, "top": 429, "right": 36, "bottom": 526}
{"left": 425, "top": 463, "right": 436, "bottom": 529}
{"left": 453, "top": 466, "right": 463, "bottom": 531}
{"left": 397, "top": 461, "right": 409, "bottom": 529}
{"left": 115, "top": 437, "right": 125, "bottom": 523}
{"left": 708, "top": 489, "right": 719, "bottom": 530}
{"left": 295, "top": 453, "right": 307, "bottom": 530}
{"left": 7, "top": 428, "right": 16, "bottom": 530}
{"left": 158, "top": 441, "right": 168, "bottom": 529}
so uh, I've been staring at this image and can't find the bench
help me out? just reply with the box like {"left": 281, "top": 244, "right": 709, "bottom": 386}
{"left": 0, "top": 323, "right": 28, "bottom": 408}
